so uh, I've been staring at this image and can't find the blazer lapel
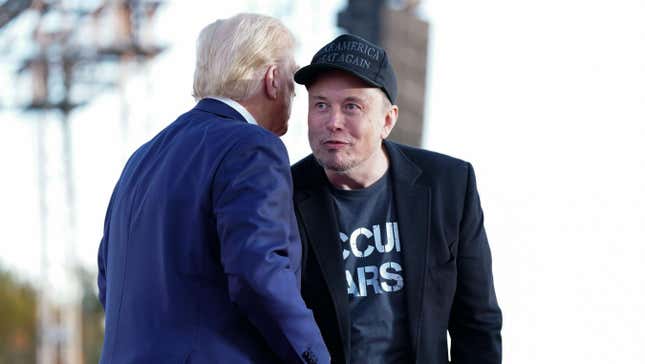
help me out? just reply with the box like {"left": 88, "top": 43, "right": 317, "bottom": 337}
{"left": 385, "top": 141, "right": 431, "bottom": 360}
{"left": 294, "top": 177, "right": 351, "bottom": 359}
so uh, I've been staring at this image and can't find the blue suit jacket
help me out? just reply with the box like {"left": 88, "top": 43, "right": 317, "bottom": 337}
{"left": 98, "top": 98, "right": 329, "bottom": 364}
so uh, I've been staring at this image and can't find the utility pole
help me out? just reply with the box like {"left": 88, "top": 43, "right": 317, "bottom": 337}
{"left": 5, "top": 1, "right": 165, "bottom": 362}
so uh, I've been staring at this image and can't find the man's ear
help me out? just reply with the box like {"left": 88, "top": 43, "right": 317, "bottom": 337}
{"left": 263, "top": 64, "right": 279, "bottom": 100}
{"left": 381, "top": 104, "right": 399, "bottom": 139}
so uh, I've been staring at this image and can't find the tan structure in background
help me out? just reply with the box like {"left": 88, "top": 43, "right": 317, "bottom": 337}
{"left": 381, "top": 7, "right": 428, "bottom": 147}
{"left": 338, "top": 0, "right": 429, "bottom": 147}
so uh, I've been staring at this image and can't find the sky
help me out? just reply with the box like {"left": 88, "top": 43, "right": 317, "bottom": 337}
{"left": 1, "top": 0, "right": 645, "bottom": 363}
{"left": 424, "top": 0, "right": 645, "bottom": 362}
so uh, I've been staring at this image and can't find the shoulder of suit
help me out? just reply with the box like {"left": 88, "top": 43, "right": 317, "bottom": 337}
{"left": 225, "top": 126, "right": 288, "bottom": 161}
{"left": 388, "top": 141, "right": 471, "bottom": 173}
{"left": 173, "top": 108, "right": 288, "bottom": 163}
{"left": 195, "top": 110, "right": 282, "bottom": 147}
{"left": 237, "top": 122, "right": 281, "bottom": 144}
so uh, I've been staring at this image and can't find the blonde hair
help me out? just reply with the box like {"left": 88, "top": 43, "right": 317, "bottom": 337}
{"left": 192, "top": 13, "right": 295, "bottom": 101}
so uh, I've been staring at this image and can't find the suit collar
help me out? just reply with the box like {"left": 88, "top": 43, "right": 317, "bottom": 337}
{"left": 193, "top": 98, "right": 246, "bottom": 121}
{"left": 383, "top": 140, "right": 423, "bottom": 186}
{"left": 205, "top": 96, "right": 258, "bottom": 125}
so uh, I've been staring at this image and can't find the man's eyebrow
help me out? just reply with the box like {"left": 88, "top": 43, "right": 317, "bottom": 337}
{"left": 344, "top": 96, "right": 367, "bottom": 104}
{"left": 310, "top": 95, "right": 328, "bottom": 101}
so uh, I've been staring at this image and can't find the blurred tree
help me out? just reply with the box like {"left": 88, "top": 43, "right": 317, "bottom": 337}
{"left": 0, "top": 266, "right": 37, "bottom": 363}
{"left": 0, "top": 265, "right": 104, "bottom": 363}
{"left": 78, "top": 267, "right": 104, "bottom": 364}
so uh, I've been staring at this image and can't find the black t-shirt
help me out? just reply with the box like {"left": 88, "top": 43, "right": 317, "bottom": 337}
{"left": 329, "top": 172, "right": 412, "bottom": 364}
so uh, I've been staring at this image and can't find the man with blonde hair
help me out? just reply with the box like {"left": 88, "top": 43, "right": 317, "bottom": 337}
{"left": 98, "top": 13, "right": 329, "bottom": 364}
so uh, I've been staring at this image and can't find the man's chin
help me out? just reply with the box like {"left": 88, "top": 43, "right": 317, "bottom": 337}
{"left": 314, "top": 156, "right": 355, "bottom": 173}
{"left": 272, "top": 124, "right": 288, "bottom": 136}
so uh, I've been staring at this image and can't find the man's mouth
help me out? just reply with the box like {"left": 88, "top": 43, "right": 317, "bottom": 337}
{"left": 323, "top": 139, "right": 349, "bottom": 149}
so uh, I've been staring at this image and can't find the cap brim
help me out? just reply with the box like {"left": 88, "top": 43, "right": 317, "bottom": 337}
{"left": 294, "top": 63, "right": 382, "bottom": 89}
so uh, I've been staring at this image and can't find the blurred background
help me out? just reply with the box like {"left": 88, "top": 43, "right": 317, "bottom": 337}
{"left": 0, "top": 0, "right": 643, "bottom": 363}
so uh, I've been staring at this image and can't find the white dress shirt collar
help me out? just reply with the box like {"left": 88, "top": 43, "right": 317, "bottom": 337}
{"left": 207, "top": 96, "right": 258, "bottom": 126}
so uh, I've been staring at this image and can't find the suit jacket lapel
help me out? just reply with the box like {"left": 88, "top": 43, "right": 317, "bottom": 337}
{"left": 294, "top": 170, "right": 351, "bottom": 359}
{"left": 385, "top": 141, "right": 431, "bottom": 360}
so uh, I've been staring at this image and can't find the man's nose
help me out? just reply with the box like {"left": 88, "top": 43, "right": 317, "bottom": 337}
{"left": 325, "top": 107, "right": 343, "bottom": 131}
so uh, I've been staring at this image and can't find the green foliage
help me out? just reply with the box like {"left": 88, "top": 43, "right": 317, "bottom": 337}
{"left": 0, "top": 268, "right": 37, "bottom": 363}
{"left": 0, "top": 266, "right": 105, "bottom": 363}
{"left": 78, "top": 267, "right": 105, "bottom": 364}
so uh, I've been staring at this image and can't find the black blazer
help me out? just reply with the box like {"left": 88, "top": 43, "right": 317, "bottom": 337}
{"left": 292, "top": 141, "right": 502, "bottom": 364}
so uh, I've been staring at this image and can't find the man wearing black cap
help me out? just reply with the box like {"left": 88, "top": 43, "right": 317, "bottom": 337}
{"left": 291, "top": 34, "right": 502, "bottom": 364}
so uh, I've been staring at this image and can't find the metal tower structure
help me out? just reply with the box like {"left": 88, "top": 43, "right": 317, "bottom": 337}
{"left": 2, "top": 1, "right": 164, "bottom": 362}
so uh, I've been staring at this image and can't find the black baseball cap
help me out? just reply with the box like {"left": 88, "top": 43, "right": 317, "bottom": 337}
{"left": 294, "top": 34, "right": 398, "bottom": 103}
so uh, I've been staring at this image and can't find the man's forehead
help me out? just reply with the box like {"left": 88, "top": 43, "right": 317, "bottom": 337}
{"left": 308, "top": 88, "right": 378, "bottom": 103}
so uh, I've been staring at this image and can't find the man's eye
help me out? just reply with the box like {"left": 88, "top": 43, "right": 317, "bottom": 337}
{"left": 315, "top": 103, "right": 328, "bottom": 110}
{"left": 345, "top": 103, "right": 359, "bottom": 111}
